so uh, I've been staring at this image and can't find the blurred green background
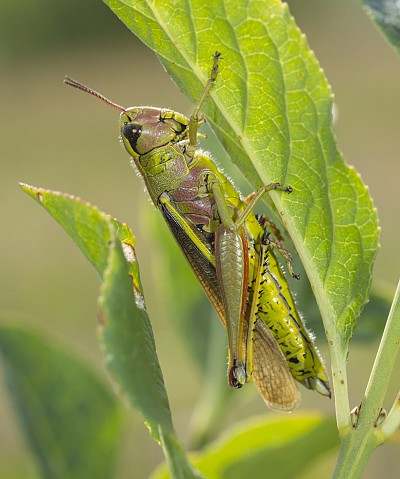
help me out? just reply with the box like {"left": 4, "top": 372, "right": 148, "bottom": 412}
{"left": 1, "top": 0, "right": 400, "bottom": 477}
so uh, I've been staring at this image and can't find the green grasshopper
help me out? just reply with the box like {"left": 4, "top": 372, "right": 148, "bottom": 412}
{"left": 64, "top": 52, "right": 330, "bottom": 410}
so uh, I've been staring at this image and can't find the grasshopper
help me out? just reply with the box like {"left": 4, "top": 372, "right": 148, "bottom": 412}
{"left": 64, "top": 52, "right": 330, "bottom": 410}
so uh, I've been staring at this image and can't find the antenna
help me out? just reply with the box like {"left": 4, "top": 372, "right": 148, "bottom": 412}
{"left": 64, "top": 76, "right": 127, "bottom": 113}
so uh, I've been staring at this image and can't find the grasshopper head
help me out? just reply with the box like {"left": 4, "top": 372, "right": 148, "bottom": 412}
{"left": 120, "top": 108, "right": 189, "bottom": 158}
{"left": 63, "top": 76, "right": 189, "bottom": 159}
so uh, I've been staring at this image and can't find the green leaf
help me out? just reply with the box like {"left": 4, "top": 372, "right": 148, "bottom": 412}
{"left": 361, "top": 0, "right": 400, "bottom": 54}
{"left": 104, "top": 0, "right": 379, "bottom": 353}
{"left": 0, "top": 325, "right": 122, "bottom": 479}
{"left": 99, "top": 224, "right": 174, "bottom": 436}
{"left": 100, "top": 230, "right": 202, "bottom": 478}
{"left": 151, "top": 413, "right": 338, "bottom": 479}
{"left": 20, "top": 183, "right": 170, "bottom": 436}
{"left": 20, "top": 184, "right": 202, "bottom": 478}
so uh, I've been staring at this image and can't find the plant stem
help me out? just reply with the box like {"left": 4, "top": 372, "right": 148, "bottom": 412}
{"left": 333, "top": 279, "right": 400, "bottom": 478}
{"left": 361, "top": 278, "right": 400, "bottom": 429}
{"left": 381, "top": 392, "right": 400, "bottom": 438}
{"left": 326, "top": 326, "right": 351, "bottom": 435}
{"left": 333, "top": 428, "right": 379, "bottom": 478}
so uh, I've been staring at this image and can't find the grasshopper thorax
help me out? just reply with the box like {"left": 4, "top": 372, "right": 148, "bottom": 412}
{"left": 120, "top": 108, "right": 189, "bottom": 158}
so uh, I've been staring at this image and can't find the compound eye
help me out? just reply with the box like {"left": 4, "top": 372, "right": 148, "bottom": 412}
{"left": 122, "top": 123, "right": 142, "bottom": 152}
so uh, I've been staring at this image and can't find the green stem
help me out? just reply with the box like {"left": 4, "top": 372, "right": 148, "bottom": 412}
{"left": 333, "top": 428, "right": 379, "bottom": 478}
{"left": 381, "top": 392, "right": 400, "bottom": 438}
{"left": 159, "top": 428, "right": 204, "bottom": 479}
{"left": 325, "top": 325, "right": 351, "bottom": 435}
{"left": 333, "top": 279, "right": 400, "bottom": 478}
{"left": 361, "top": 278, "right": 400, "bottom": 428}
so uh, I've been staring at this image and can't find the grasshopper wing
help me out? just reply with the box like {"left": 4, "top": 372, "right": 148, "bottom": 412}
{"left": 159, "top": 193, "right": 225, "bottom": 319}
{"left": 253, "top": 319, "right": 299, "bottom": 411}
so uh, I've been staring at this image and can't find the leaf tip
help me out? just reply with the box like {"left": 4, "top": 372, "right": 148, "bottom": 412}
{"left": 19, "top": 182, "right": 45, "bottom": 204}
